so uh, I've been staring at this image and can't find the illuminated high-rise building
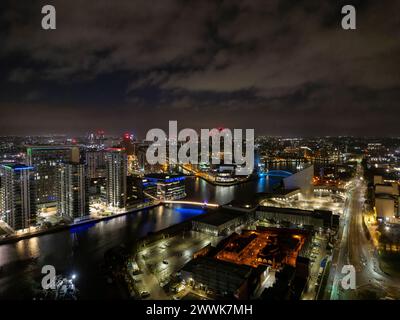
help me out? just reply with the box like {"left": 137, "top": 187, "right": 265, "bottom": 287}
{"left": 26, "top": 146, "right": 80, "bottom": 207}
{"left": 0, "top": 164, "right": 36, "bottom": 231}
{"left": 57, "top": 162, "right": 90, "bottom": 222}
{"left": 85, "top": 150, "right": 106, "bottom": 179}
{"left": 106, "top": 148, "right": 127, "bottom": 208}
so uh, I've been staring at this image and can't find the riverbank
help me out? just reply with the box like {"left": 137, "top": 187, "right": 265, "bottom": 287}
{"left": 0, "top": 201, "right": 161, "bottom": 245}
{"left": 180, "top": 164, "right": 259, "bottom": 186}
{"left": 204, "top": 174, "right": 260, "bottom": 187}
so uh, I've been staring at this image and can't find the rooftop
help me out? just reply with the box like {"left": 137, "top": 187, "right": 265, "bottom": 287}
{"left": 258, "top": 205, "right": 332, "bottom": 219}
{"left": 192, "top": 208, "right": 246, "bottom": 227}
{"left": 182, "top": 256, "right": 253, "bottom": 279}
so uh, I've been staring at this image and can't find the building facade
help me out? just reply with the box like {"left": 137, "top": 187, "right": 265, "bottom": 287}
{"left": 26, "top": 146, "right": 80, "bottom": 207}
{"left": 57, "top": 162, "right": 90, "bottom": 222}
{"left": 126, "top": 175, "right": 144, "bottom": 208}
{"left": 106, "top": 149, "right": 127, "bottom": 208}
{"left": 85, "top": 150, "right": 106, "bottom": 179}
{"left": 143, "top": 174, "right": 186, "bottom": 201}
{"left": 283, "top": 165, "right": 314, "bottom": 199}
{"left": 0, "top": 164, "right": 36, "bottom": 231}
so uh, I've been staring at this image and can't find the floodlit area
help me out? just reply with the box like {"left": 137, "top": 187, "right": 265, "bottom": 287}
{"left": 132, "top": 231, "right": 220, "bottom": 299}
{"left": 260, "top": 188, "right": 346, "bottom": 216}
{"left": 215, "top": 229, "right": 308, "bottom": 268}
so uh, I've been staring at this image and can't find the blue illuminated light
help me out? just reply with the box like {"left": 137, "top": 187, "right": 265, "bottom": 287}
{"left": 145, "top": 176, "right": 185, "bottom": 184}
{"left": 14, "top": 166, "right": 34, "bottom": 171}
{"left": 2, "top": 164, "right": 34, "bottom": 171}
{"left": 70, "top": 222, "right": 96, "bottom": 234}
{"left": 174, "top": 207, "right": 205, "bottom": 215}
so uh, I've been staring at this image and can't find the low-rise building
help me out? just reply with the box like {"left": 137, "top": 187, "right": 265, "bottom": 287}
{"left": 256, "top": 206, "right": 339, "bottom": 230}
{"left": 143, "top": 174, "right": 186, "bottom": 201}
{"left": 191, "top": 208, "right": 250, "bottom": 236}
{"left": 181, "top": 256, "right": 254, "bottom": 299}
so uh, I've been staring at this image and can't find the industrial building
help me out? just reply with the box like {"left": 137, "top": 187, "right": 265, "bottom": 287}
{"left": 191, "top": 204, "right": 338, "bottom": 238}
{"left": 180, "top": 226, "right": 311, "bottom": 300}
{"left": 256, "top": 206, "right": 339, "bottom": 230}
{"left": 181, "top": 256, "right": 255, "bottom": 299}
{"left": 215, "top": 228, "right": 311, "bottom": 269}
{"left": 191, "top": 208, "right": 250, "bottom": 236}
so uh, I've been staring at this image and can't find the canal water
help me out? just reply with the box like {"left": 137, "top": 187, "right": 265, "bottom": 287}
{"left": 0, "top": 174, "right": 285, "bottom": 299}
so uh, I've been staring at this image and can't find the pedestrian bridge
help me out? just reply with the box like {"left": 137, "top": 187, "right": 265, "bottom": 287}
{"left": 143, "top": 191, "right": 219, "bottom": 207}
{"left": 163, "top": 200, "right": 219, "bottom": 208}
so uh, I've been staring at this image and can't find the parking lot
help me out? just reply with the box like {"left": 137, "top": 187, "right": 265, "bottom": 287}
{"left": 133, "top": 231, "right": 219, "bottom": 299}
{"left": 302, "top": 235, "right": 328, "bottom": 299}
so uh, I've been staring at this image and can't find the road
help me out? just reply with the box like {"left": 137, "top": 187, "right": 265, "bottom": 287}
{"left": 325, "top": 165, "right": 400, "bottom": 300}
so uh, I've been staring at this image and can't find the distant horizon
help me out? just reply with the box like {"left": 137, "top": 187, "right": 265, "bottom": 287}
{"left": 3, "top": 132, "right": 400, "bottom": 140}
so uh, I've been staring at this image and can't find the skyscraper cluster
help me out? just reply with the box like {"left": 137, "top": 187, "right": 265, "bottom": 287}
{"left": 0, "top": 140, "right": 141, "bottom": 232}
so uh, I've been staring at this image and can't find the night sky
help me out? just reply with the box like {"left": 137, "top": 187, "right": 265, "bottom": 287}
{"left": 0, "top": 0, "right": 400, "bottom": 137}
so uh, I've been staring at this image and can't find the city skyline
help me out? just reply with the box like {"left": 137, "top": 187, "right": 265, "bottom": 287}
{"left": 2, "top": 0, "right": 400, "bottom": 306}
{"left": 1, "top": 0, "right": 400, "bottom": 136}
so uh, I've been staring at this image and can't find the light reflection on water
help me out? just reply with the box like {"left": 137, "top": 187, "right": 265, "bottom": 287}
{"left": 0, "top": 175, "right": 280, "bottom": 299}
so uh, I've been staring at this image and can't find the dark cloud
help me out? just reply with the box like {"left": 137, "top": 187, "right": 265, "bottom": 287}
{"left": 0, "top": 0, "right": 400, "bottom": 136}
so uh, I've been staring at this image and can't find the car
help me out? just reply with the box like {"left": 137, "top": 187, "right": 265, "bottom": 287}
{"left": 162, "top": 260, "right": 169, "bottom": 265}
{"left": 140, "top": 291, "right": 150, "bottom": 298}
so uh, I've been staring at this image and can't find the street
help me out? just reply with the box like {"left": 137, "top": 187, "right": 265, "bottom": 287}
{"left": 325, "top": 164, "right": 400, "bottom": 300}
